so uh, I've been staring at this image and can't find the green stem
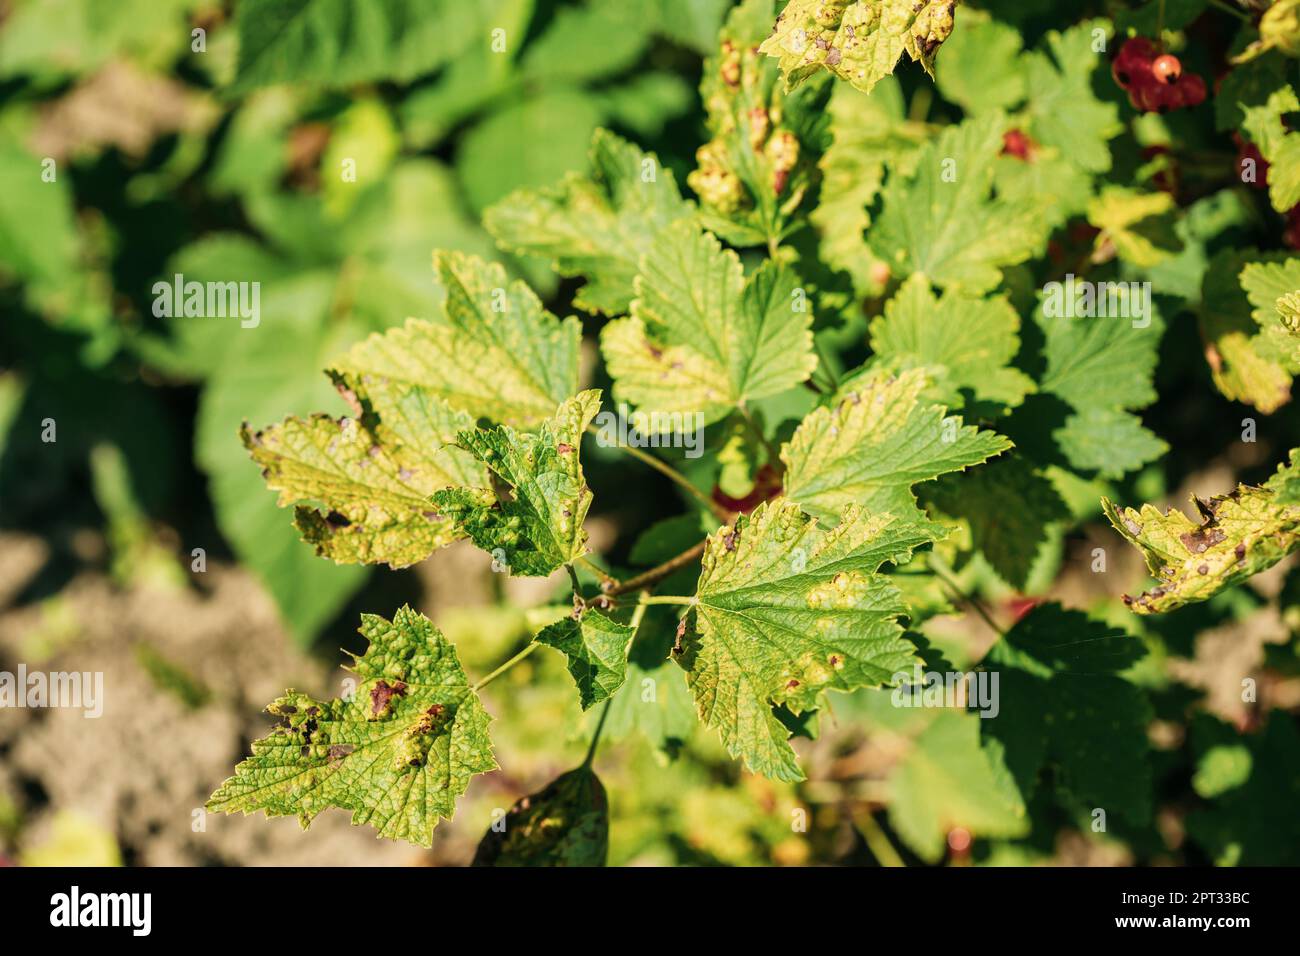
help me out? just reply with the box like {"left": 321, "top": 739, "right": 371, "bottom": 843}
{"left": 472, "top": 642, "right": 540, "bottom": 692}
{"left": 604, "top": 538, "right": 708, "bottom": 597}
{"left": 636, "top": 595, "right": 697, "bottom": 607}
{"left": 929, "top": 557, "right": 1006, "bottom": 638}
{"left": 582, "top": 591, "right": 650, "bottom": 768}
{"left": 576, "top": 555, "right": 616, "bottom": 590}
{"left": 582, "top": 698, "right": 613, "bottom": 767}
{"left": 855, "top": 809, "right": 906, "bottom": 868}
{"left": 594, "top": 426, "right": 729, "bottom": 522}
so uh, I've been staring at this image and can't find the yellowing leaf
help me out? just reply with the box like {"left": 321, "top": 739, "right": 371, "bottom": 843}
{"left": 677, "top": 499, "right": 940, "bottom": 780}
{"left": 781, "top": 367, "right": 1012, "bottom": 523}
{"left": 600, "top": 221, "right": 817, "bottom": 428}
{"left": 243, "top": 374, "right": 485, "bottom": 568}
{"left": 207, "top": 606, "right": 496, "bottom": 847}
{"left": 1087, "top": 187, "right": 1181, "bottom": 268}
{"left": 1104, "top": 449, "right": 1300, "bottom": 614}
{"left": 759, "top": 0, "right": 958, "bottom": 94}
{"left": 433, "top": 391, "right": 601, "bottom": 577}
{"left": 332, "top": 251, "right": 581, "bottom": 428}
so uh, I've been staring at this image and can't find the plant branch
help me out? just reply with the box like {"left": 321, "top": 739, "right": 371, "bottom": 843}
{"left": 603, "top": 539, "right": 709, "bottom": 597}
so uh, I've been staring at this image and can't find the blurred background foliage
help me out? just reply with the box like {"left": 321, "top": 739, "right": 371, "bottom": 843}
{"left": 0, "top": 0, "right": 1298, "bottom": 867}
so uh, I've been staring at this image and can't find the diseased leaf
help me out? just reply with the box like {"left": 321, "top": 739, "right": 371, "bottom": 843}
{"left": 484, "top": 128, "right": 694, "bottom": 315}
{"left": 433, "top": 391, "right": 601, "bottom": 577}
{"left": 868, "top": 274, "right": 1035, "bottom": 409}
{"left": 782, "top": 367, "right": 1012, "bottom": 524}
{"left": 759, "top": 0, "right": 958, "bottom": 94}
{"left": 689, "top": 0, "right": 831, "bottom": 247}
{"left": 1103, "top": 449, "right": 1300, "bottom": 614}
{"left": 472, "top": 767, "right": 609, "bottom": 866}
{"left": 207, "top": 606, "right": 496, "bottom": 846}
{"left": 600, "top": 221, "right": 817, "bottom": 428}
{"left": 870, "top": 113, "right": 1048, "bottom": 293}
{"left": 676, "top": 499, "right": 941, "bottom": 781}
{"left": 242, "top": 377, "right": 484, "bottom": 567}
{"left": 332, "top": 251, "right": 581, "bottom": 428}
{"left": 1241, "top": 84, "right": 1300, "bottom": 213}
{"left": 535, "top": 610, "right": 634, "bottom": 710}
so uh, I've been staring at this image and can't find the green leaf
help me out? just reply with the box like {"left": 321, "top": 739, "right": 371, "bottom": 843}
{"left": 600, "top": 221, "right": 817, "bottom": 428}
{"left": 484, "top": 128, "right": 694, "bottom": 315}
{"left": 924, "top": 457, "right": 1069, "bottom": 590}
{"left": 758, "top": 0, "right": 958, "bottom": 94}
{"left": 933, "top": 10, "right": 1026, "bottom": 115}
{"left": 241, "top": 374, "right": 486, "bottom": 568}
{"left": 457, "top": 88, "right": 604, "bottom": 214}
{"left": 1187, "top": 711, "right": 1300, "bottom": 866}
{"left": 472, "top": 767, "right": 608, "bottom": 866}
{"left": 677, "top": 499, "right": 940, "bottom": 781}
{"left": 1034, "top": 281, "right": 1167, "bottom": 476}
{"left": 1103, "top": 449, "right": 1300, "bottom": 614}
{"left": 870, "top": 114, "right": 1048, "bottom": 293}
{"left": 810, "top": 77, "right": 925, "bottom": 296}
{"left": 520, "top": 3, "right": 651, "bottom": 84}
{"left": 230, "top": 0, "right": 504, "bottom": 91}
{"left": 782, "top": 367, "right": 1012, "bottom": 524}
{"left": 868, "top": 274, "right": 1035, "bottom": 409}
{"left": 1241, "top": 85, "right": 1300, "bottom": 213}
{"left": 433, "top": 391, "right": 601, "bottom": 577}
{"left": 986, "top": 603, "right": 1153, "bottom": 823}
{"left": 889, "top": 710, "right": 1029, "bottom": 862}
{"left": 207, "top": 606, "right": 496, "bottom": 847}
{"left": 332, "top": 251, "right": 581, "bottom": 428}
{"left": 600, "top": 606, "right": 699, "bottom": 754}
{"left": 535, "top": 610, "right": 634, "bottom": 710}
{"left": 1020, "top": 22, "right": 1121, "bottom": 175}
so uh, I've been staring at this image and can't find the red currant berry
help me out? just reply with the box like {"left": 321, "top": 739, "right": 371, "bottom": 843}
{"left": 1179, "top": 72, "right": 1206, "bottom": 107}
{"left": 1152, "top": 54, "right": 1182, "bottom": 85}
{"left": 1001, "top": 129, "right": 1033, "bottom": 160}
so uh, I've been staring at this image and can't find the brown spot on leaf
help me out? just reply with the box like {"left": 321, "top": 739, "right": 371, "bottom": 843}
{"left": 1180, "top": 527, "right": 1226, "bottom": 554}
{"left": 369, "top": 680, "right": 407, "bottom": 719}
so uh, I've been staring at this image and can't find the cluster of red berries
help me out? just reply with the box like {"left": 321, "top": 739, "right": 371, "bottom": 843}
{"left": 1112, "top": 38, "right": 1205, "bottom": 113}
